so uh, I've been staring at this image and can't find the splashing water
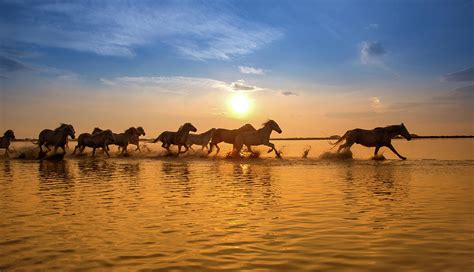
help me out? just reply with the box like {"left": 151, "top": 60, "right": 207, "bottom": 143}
{"left": 319, "top": 149, "right": 353, "bottom": 160}
{"left": 302, "top": 145, "right": 312, "bottom": 158}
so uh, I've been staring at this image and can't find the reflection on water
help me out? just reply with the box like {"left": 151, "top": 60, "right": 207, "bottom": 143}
{"left": 0, "top": 155, "right": 473, "bottom": 270}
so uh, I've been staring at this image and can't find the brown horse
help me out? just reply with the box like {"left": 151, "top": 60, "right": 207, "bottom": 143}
{"left": 73, "top": 130, "right": 115, "bottom": 157}
{"left": 331, "top": 123, "right": 412, "bottom": 160}
{"left": 153, "top": 123, "right": 197, "bottom": 155}
{"left": 0, "top": 130, "right": 15, "bottom": 156}
{"left": 129, "top": 126, "right": 146, "bottom": 151}
{"left": 112, "top": 127, "right": 141, "bottom": 154}
{"left": 38, "top": 124, "right": 75, "bottom": 154}
{"left": 208, "top": 124, "right": 256, "bottom": 155}
{"left": 233, "top": 120, "right": 282, "bottom": 158}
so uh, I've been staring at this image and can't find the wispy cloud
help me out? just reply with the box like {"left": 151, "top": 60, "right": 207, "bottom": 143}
{"left": 1, "top": 1, "right": 282, "bottom": 60}
{"left": 100, "top": 76, "right": 292, "bottom": 96}
{"left": 0, "top": 56, "right": 31, "bottom": 73}
{"left": 239, "top": 66, "right": 265, "bottom": 75}
{"left": 281, "top": 91, "right": 298, "bottom": 96}
{"left": 360, "top": 41, "right": 386, "bottom": 65}
{"left": 441, "top": 67, "right": 474, "bottom": 82}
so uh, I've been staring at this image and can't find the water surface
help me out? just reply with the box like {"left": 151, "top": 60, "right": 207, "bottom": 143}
{"left": 1, "top": 139, "right": 473, "bottom": 271}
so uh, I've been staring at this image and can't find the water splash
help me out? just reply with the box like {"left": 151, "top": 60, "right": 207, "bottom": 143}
{"left": 319, "top": 150, "right": 353, "bottom": 160}
{"left": 302, "top": 145, "right": 311, "bottom": 158}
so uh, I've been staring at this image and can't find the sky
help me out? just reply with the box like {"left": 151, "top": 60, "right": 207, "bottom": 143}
{"left": 1, "top": 0, "right": 473, "bottom": 138}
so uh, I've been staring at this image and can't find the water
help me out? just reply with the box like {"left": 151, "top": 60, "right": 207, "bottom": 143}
{"left": 1, "top": 139, "right": 473, "bottom": 271}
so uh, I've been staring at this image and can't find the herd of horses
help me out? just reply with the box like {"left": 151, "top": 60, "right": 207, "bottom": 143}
{"left": 0, "top": 121, "right": 413, "bottom": 160}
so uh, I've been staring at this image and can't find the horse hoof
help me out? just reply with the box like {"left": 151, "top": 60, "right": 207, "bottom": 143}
{"left": 401, "top": 157, "right": 407, "bottom": 160}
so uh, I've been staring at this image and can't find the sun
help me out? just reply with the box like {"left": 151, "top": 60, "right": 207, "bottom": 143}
{"left": 229, "top": 94, "right": 251, "bottom": 116}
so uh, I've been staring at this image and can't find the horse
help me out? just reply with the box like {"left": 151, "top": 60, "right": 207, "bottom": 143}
{"left": 233, "top": 120, "right": 283, "bottom": 158}
{"left": 112, "top": 127, "right": 141, "bottom": 154}
{"left": 152, "top": 123, "right": 197, "bottom": 155}
{"left": 0, "top": 130, "right": 15, "bottom": 156}
{"left": 208, "top": 124, "right": 256, "bottom": 155}
{"left": 38, "top": 124, "right": 75, "bottom": 154}
{"left": 331, "top": 123, "right": 412, "bottom": 160}
{"left": 186, "top": 128, "right": 215, "bottom": 151}
{"left": 129, "top": 126, "right": 146, "bottom": 151}
{"left": 73, "top": 130, "right": 115, "bottom": 157}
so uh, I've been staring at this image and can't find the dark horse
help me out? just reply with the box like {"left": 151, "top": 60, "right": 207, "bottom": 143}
{"left": 331, "top": 123, "right": 412, "bottom": 160}
{"left": 73, "top": 129, "right": 115, "bottom": 157}
{"left": 153, "top": 123, "right": 197, "bottom": 155}
{"left": 0, "top": 130, "right": 15, "bottom": 156}
{"left": 208, "top": 124, "right": 256, "bottom": 155}
{"left": 38, "top": 124, "right": 75, "bottom": 154}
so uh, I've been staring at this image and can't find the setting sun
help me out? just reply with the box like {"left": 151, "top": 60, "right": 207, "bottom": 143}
{"left": 229, "top": 94, "right": 251, "bottom": 115}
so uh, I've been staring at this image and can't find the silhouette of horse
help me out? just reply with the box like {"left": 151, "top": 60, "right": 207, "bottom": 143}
{"left": 233, "top": 120, "right": 283, "bottom": 158}
{"left": 112, "top": 127, "right": 141, "bottom": 155}
{"left": 73, "top": 130, "right": 115, "bottom": 157}
{"left": 331, "top": 123, "right": 412, "bottom": 160}
{"left": 129, "top": 126, "right": 146, "bottom": 151}
{"left": 208, "top": 124, "right": 256, "bottom": 155}
{"left": 186, "top": 128, "right": 215, "bottom": 151}
{"left": 38, "top": 124, "right": 75, "bottom": 154}
{"left": 0, "top": 130, "right": 15, "bottom": 156}
{"left": 153, "top": 123, "right": 197, "bottom": 155}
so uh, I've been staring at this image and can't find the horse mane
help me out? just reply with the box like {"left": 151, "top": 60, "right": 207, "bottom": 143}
{"left": 124, "top": 127, "right": 137, "bottom": 134}
{"left": 262, "top": 120, "right": 275, "bottom": 127}
{"left": 4, "top": 130, "right": 14, "bottom": 137}
{"left": 55, "top": 123, "right": 68, "bottom": 131}
{"left": 239, "top": 123, "right": 255, "bottom": 130}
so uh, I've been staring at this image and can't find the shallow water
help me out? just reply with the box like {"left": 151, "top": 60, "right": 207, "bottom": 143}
{"left": 1, "top": 139, "right": 473, "bottom": 271}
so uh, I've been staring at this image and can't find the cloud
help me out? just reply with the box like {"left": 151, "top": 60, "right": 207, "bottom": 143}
{"left": 432, "top": 85, "right": 474, "bottom": 102}
{"left": 239, "top": 66, "right": 265, "bottom": 75}
{"left": 0, "top": 56, "right": 31, "bottom": 72}
{"left": 1, "top": 2, "right": 282, "bottom": 60}
{"left": 441, "top": 67, "right": 474, "bottom": 82}
{"left": 360, "top": 41, "right": 386, "bottom": 65}
{"left": 100, "top": 76, "right": 291, "bottom": 96}
{"left": 281, "top": 91, "right": 297, "bottom": 96}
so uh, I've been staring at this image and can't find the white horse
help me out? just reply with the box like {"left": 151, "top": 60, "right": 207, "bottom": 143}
{"left": 233, "top": 120, "right": 282, "bottom": 158}
{"left": 186, "top": 128, "right": 215, "bottom": 151}
{"left": 331, "top": 123, "right": 412, "bottom": 160}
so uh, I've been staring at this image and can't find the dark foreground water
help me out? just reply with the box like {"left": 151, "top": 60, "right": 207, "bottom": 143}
{"left": 0, "top": 140, "right": 473, "bottom": 271}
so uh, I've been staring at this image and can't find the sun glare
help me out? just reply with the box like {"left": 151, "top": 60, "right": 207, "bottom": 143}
{"left": 229, "top": 94, "right": 251, "bottom": 116}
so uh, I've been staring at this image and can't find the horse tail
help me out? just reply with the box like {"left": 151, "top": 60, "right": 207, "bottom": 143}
{"left": 329, "top": 131, "right": 348, "bottom": 149}
{"left": 153, "top": 132, "right": 165, "bottom": 143}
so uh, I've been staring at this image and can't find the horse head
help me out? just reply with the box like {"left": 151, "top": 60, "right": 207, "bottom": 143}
{"left": 136, "top": 126, "right": 146, "bottom": 136}
{"left": 264, "top": 120, "right": 282, "bottom": 134}
{"left": 60, "top": 124, "right": 75, "bottom": 139}
{"left": 181, "top": 123, "right": 197, "bottom": 133}
{"left": 125, "top": 127, "right": 140, "bottom": 136}
{"left": 400, "top": 123, "right": 411, "bottom": 141}
{"left": 4, "top": 130, "right": 15, "bottom": 140}
{"left": 103, "top": 130, "right": 115, "bottom": 143}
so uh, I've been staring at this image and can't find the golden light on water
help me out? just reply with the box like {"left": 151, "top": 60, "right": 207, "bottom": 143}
{"left": 229, "top": 93, "right": 251, "bottom": 116}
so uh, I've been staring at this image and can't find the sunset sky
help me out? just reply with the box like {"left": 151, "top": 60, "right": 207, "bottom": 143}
{"left": 1, "top": 0, "right": 473, "bottom": 138}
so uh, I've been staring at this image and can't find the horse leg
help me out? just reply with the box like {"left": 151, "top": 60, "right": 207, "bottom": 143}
{"left": 265, "top": 142, "right": 281, "bottom": 158}
{"left": 374, "top": 146, "right": 381, "bottom": 156}
{"left": 103, "top": 146, "right": 110, "bottom": 157}
{"left": 207, "top": 143, "right": 214, "bottom": 154}
{"left": 387, "top": 143, "right": 406, "bottom": 160}
{"left": 73, "top": 145, "right": 79, "bottom": 155}
{"left": 92, "top": 147, "right": 96, "bottom": 156}
{"left": 135, "top": 144, "right": 141, "bottom": 152}
{"left": 188, "top": 144, "right": 195, "bottom": 152}
{"left": 215, "top": 144, "right": 220, "bottom": 156}
{"left": 247, "top": 145, "right": 257, "bottom": 155}
{"left": 337, "top": 142, "right": 353, "bottom": 152}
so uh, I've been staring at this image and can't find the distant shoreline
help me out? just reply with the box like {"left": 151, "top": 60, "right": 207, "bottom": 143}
{"left": 13, "top": 135, "right": 474, "bottom": 142}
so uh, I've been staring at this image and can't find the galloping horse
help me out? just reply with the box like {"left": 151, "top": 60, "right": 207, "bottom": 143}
{"left": 129, "top": 126, "right": 146, "bottom": 151}
{"left": 73, "top": 130, "right": 115, "bottom": 157}
{"left": 331, "top": 123, "right": 412, "bottom": 160}
{"left": 208, "top": 124, "right": 256, "bottom": 155}
{"left": 113, "top": 127, "right": 141, "bottom": 154}
{"left": 186, "top": 128, "right": 215, "bottom": 151}
{"left": 233, "top": 120, "right": 283, "bottom": 158}
{"left": 0, "top": 130, "right": 15, "bottom": 156}
{"left": 153, "top": 123, "right": 197, "bottom": 155}
{"left": 38, "top": 124, "right": 75, "bottom": 154}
